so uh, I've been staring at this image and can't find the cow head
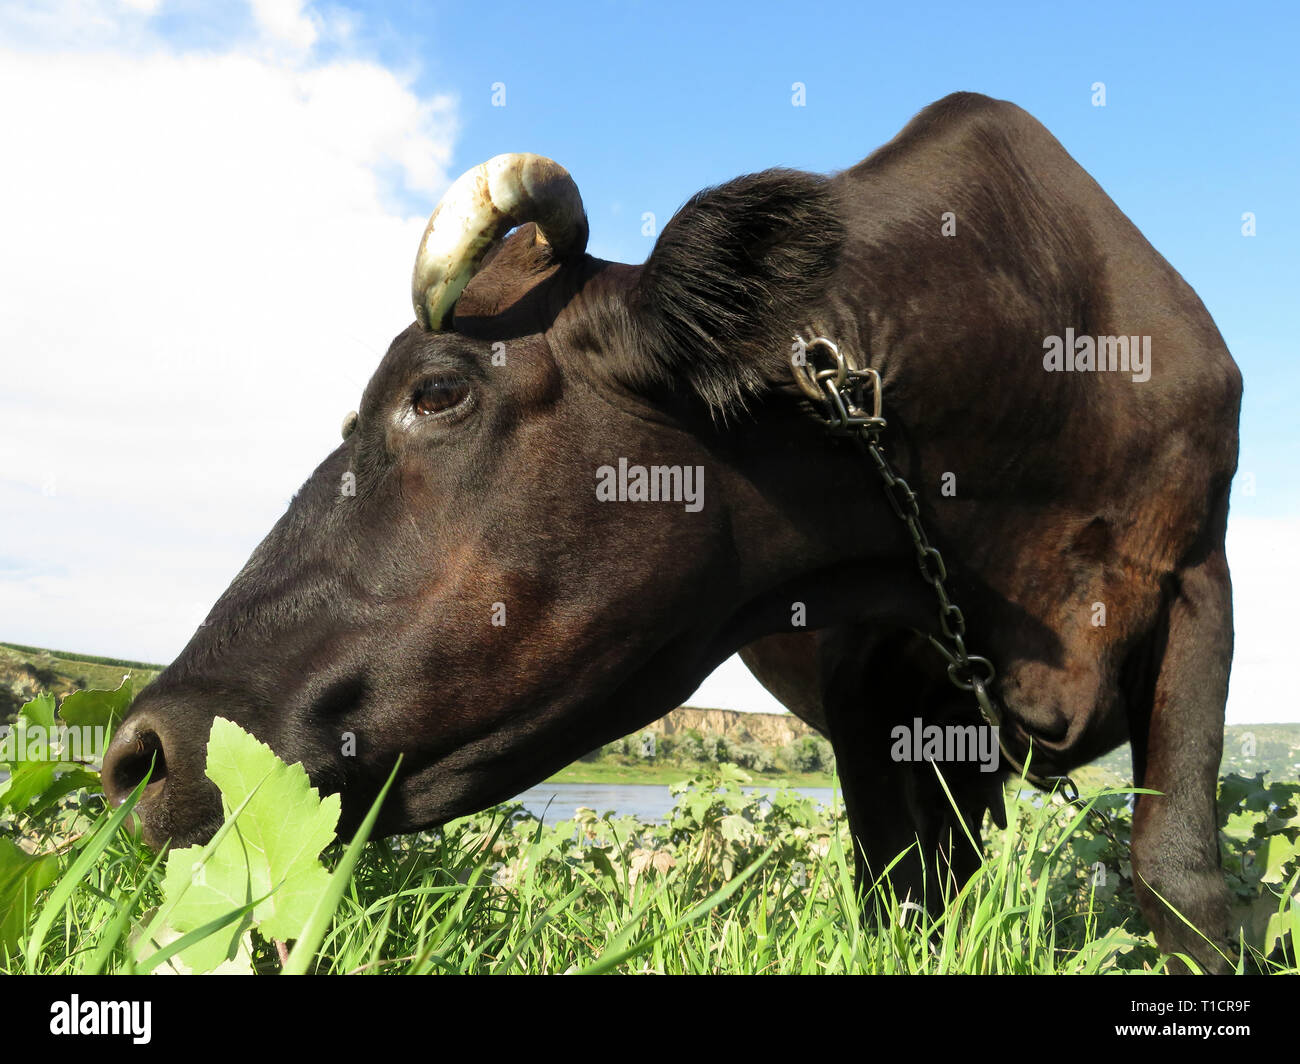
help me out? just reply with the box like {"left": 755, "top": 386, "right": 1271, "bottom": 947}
{"left": 102, "top": 153, "right": 892, "bottom": 848}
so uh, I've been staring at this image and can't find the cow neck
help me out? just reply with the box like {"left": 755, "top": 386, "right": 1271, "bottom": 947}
{"left": 789, "top": 331, "right": 1086, "bottom": 806}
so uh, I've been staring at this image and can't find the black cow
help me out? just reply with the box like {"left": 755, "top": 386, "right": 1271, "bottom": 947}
{"left": 103, "top": 92, "right": 1242, "bottom": 971}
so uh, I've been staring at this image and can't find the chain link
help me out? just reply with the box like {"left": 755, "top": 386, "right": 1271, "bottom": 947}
{"left": 792, "top": 334, "right": 1082, "bottom": 806}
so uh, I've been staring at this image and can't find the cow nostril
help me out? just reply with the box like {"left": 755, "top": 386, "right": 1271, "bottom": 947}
{"left": 105, "top": 730, "right": 167, "bottom": 803}
{"left": 309, "top": 676, "right": 369, "bottom": 720}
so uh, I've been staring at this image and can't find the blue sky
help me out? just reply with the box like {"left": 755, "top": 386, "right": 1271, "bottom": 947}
{"left": 359, "top": 0, "right": 1296, "bottom": 512}
{"left": 0, "top": 0, "right": 1296, "bottom": 721}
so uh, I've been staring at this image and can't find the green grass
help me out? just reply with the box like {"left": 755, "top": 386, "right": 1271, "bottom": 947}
{"left": 3, "top": 653, "right": 1295, "bottom": 975}
{"left": 8, "top": 769, "right": 1297, "bottom": 975}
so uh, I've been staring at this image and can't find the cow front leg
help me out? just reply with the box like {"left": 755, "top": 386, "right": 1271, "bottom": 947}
{"left": 824, "top": 695, "right": 932, "bottom": 911}
{"left": 1130, "top": 545, "right": 1234, "bottom": 973}
{"left": 827, "top": 711, "right": 996, "bottom": 919}
{"left": 822, "top": 638, "right": 995, "bottom": 920}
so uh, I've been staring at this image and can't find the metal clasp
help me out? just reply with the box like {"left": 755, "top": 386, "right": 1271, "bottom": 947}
{"left": 791, "top": 334, "right": 885, "bottom": 435}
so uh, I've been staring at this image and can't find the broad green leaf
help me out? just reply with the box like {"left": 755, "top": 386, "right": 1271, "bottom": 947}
{"left": 282, "top": 757, "right": 401, "bottom": 975}
{"left": 0, "top": 762, "right": 56, "bottom": 814}
{"left": 720, "top": 814, "right": 749, "bottom": 843}
{"left": 1258, "top": 834, "right": 1300, "bottom": 884}
{"left": 133, "top": 775, "right": 269, "bottom": 971}
{"left": 0, "top": 838, "right": 60, "bottom": 958}
{"left": 1263, "top": 907, "right": 1293, "bottom": 957}
{"left": 1, "top": 686, "right": 116, "bottom": 812}
{"left": 59, "top": 676, "right": 132, "bottom": 733}
{"left": 0, "top": 681, "right": 106, "bottom": 806}
{"left": 1217, "top": 772, "right": 1258, "bottom": 813}
{"left": 0, "top": 759, "right": 94, "bottom": 815}
{"left": 134, "top": 908, "right": 258, "bottom": 975}
{"left": 1222, "top": 810, "right": 1259, "bottom": 841}
{"left": 159, "top": 718, "right": 340, "bottom": 972}
{"left": 18, "top": 692, "right": 57, "bottom": 731}
{"left": 26, "top": 768, "right": 101, "bottom": 817}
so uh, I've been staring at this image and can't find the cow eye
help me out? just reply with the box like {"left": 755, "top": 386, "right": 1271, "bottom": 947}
{"left": 411, "top": 376, "right": 470, "bottom": 417}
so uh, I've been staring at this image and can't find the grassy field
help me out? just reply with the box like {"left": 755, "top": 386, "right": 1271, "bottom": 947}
{"left": 6, "top": 750, "right": 1297, "bottom": 976}
{"left": 0, "top": 641, "right": 162, "bottom": 701}
{"left": 2, "top": 646, "right": 1298, "bottom": 975}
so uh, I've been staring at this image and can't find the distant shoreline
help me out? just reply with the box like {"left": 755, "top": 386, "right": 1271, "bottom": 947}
{"left": 543, "top": 761, "right": 836, "bottom": 789}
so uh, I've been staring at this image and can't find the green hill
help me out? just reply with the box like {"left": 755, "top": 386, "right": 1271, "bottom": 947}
{"left": 0, "top": 641, "right": 162, "bottom": 721}
{"left": 1084, "top": 726, "right": 1300, "bottom": 788}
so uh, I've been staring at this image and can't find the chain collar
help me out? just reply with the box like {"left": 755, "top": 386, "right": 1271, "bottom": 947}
{"left": 792, "top": 333, "right": 1079, "bottom": 802}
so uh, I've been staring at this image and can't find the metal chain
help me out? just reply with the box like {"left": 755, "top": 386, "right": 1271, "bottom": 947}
{"left": 792, "top": 335, "right": 1085, "bottom": 807}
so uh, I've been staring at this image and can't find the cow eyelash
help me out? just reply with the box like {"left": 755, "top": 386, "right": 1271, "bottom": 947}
{"left": 410, "top": 376, "right": 472, "bottom": 418}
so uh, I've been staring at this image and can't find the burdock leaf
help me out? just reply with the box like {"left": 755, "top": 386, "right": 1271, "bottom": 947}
{"left": 159, "top": 718, "right": 341, "bottom": 972}
{"left": 0, "top": 839, "right": 60, "bottom": 958}
{"left": 59, "top": 676, "right": 133, "bottom": 733}
{"left": 17, "top": 692, "right": 58, "bottom": 731}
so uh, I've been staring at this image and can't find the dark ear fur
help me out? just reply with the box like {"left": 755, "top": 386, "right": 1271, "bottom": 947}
{"left": 629, "top": 169, "right": 844, "bottom": 413}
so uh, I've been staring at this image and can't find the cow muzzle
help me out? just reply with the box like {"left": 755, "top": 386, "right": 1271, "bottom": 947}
{"left": 100, "top": 704, "right": 224, "bottom": 848}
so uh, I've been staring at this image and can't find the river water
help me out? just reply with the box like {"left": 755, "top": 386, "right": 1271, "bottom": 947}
{"left": 510, "top": 781, "right": 840, "bottom": 823}
{"left": 0, "top": 771, "right": 837, "bottom": 824}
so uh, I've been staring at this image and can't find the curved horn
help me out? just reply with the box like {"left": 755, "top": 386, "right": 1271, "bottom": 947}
{"left": 411, "top": 153, "right": 589, "bottom": 331}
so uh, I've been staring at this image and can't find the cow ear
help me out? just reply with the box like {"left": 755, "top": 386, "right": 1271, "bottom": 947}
{"left": 629, "top": 169, "right": 844, "bottom": 413}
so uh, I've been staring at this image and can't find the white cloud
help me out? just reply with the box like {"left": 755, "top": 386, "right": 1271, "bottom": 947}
{"left": 0, "top": 3, "right": 457, "bottom": 661}
{"left": 0, "top": 3, "right": 1293, "bottom": 744}
{"left": 1224, "top": 515, "right": 1300, "bottom": 724}
{"left": 247, "top": 0, "right": 317, "bottom": 51}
